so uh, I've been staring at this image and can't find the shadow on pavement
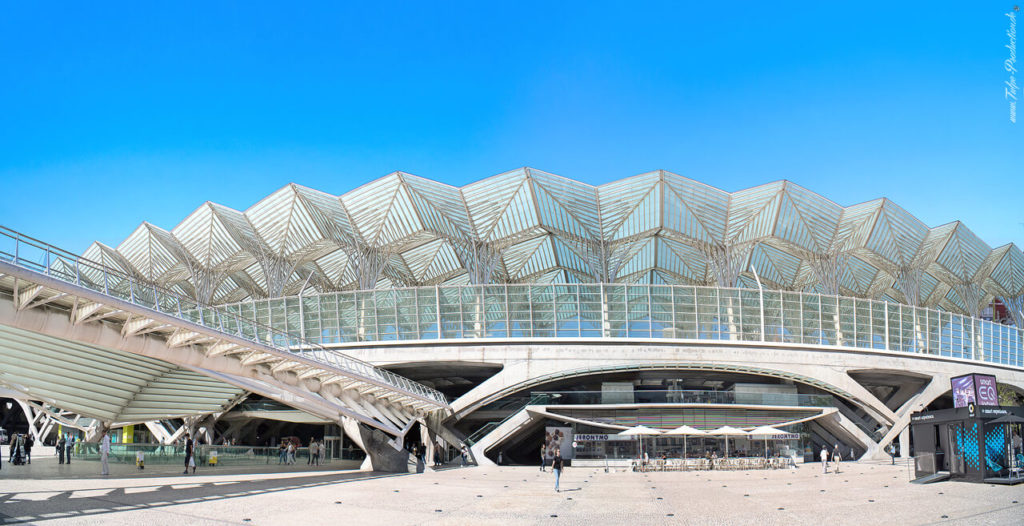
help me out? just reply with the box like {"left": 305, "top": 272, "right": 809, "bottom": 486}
{"left": 0, "top": 470, "right": 407, "bottom": 524}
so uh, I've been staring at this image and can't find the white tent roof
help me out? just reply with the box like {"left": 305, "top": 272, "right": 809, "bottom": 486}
{"left": 747, "top": 425, "right": 788, "bottom": 436}
{"left": 618, "top": 425, "right": 663, "bottom": 436}
{"left": 664, "top": 425, "right": 706, "bottom": 435}
{"left": 707, "top": 425, "right": 749, "bottom": 436}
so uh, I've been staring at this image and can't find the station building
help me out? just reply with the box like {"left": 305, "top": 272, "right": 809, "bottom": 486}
{"left": 2, "top": 168, "right": 1024, "bottom": 468}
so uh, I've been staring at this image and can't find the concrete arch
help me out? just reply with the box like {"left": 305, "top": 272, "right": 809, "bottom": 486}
{"left": 453, "top": 361, "right": 861, "bottom": 419}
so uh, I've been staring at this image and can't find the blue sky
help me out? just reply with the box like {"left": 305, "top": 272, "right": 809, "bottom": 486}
{"left": 1, "top": 2, "right": 1020, "bottom": 254}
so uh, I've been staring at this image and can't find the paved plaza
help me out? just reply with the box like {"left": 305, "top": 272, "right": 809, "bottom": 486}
{"left": 1, "top": 456, "right": 1022, "bottom": 525}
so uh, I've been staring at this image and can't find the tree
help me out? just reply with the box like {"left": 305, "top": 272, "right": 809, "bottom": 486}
{"left": 998, "top": 384, "right": 1023, "bottom": 406}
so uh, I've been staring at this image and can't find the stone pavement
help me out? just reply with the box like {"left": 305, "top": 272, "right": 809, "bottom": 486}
{"left": 0, "top": 459, "right": 1021, "bottom": 525}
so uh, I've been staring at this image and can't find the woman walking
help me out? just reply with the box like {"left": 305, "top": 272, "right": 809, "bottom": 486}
{"left": 551, "top": 449, "right": 564, "bottom": 493}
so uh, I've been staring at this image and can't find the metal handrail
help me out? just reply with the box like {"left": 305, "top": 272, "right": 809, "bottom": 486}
{"left": 0, "top": 226, "right": 447, "bottom": 407}
{"left": 465, "top": 393, "right": 551, "bottom": 445}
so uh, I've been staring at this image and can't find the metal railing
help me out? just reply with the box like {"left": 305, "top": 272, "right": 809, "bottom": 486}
{"left": 222, "top": 282, "right": 1024, "bottom": 369}
{"left": 465, "top": 393, "right": 552, "bottom": 445}
{"left": 72, "top": 443, "right": 366, "bottom": 465}
{"left": 0, "top": 226, "right": 447, "bottom": 407}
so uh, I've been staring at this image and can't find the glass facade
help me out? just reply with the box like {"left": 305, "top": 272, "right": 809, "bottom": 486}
{"left": 221, "top": 283, "right": 1024, "bottom": 368}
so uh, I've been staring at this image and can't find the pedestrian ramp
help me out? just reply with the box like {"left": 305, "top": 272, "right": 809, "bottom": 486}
{"left": 911, "top": 471, "right": 950, "bottom": 484}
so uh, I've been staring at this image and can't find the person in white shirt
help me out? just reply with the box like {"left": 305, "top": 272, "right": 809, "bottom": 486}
{"left": 820, "top": 446, "right": 828, "bottom": 473}
{"left": 100, "top": 431, "right": 111, "bottom": 476}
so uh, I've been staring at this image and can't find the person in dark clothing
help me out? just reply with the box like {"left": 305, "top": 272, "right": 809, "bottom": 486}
{"left": 57, "top": 435, "right": 66, "bottom": 464}
{"left": 24, "top": 435, "right": 33, "bottom": 464}
{"left": 551, "top": 449, "right": 564, "bottom": 492}
{"left": 183, "top": 433, "right": 195, "bottom": 475}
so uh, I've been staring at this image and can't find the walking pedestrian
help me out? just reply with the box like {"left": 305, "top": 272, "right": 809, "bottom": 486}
{"left": 539, "top": 445, "right": 546, "bottom": 472}
{"left": 308, "top": 438, "right": 316, "bottom": 465}
{"left": 460, "top": 445, "right": 467, "bottom": 466}
{"left": 551, "top": 449, "right": 564, "bottom": 492}
{"left": 278, "top": 442, "right": 286, "bottom": 464}
{"left": 887, "top": 443, "right": 896, "bottom": 465}
{"left": 287, "top": 440, "right": 296, "bottom": 464}
{"left": 832, "top": 444, "right": 842, "bottom": 474}
{"left": 497, "top": 450, "right": 503, "bottom": 465}
{"left": 183, "top": 432, "right": 195, "bottom": 474}
{"left": 57, "top": 434, "right": 66, "bottom": 464}
{"left": 100, "top": 431, "right": 111, "bottom": 476}
{"left": 820, "top": 445, "right": 828, "bottom": 474}
{"left": 24, "top": 434, "right": 33, "bottom": 464}
{"left": 65, "top": 435, "right": 73, "bottom": 464}
{"left": 11, "top": 434, "right": 24, "bottom": 464}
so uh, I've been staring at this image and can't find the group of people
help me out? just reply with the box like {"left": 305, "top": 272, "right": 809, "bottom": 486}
{"left": 278, "top": 439, "right": 298, "bottom": 464}
{"left": 56, "top": 434, "right": 75, "bottom": 464}
{"left": 307, "top": 438, "right": 327, "bottom": 466}
{"left": 5, "top": 433, "right": 34, "bottom": 466}
{"left": 820, "top": 443, "right": 844, "bottom": 474}
{"left": 276, "top": 437, "right": 329, "bottom": 466}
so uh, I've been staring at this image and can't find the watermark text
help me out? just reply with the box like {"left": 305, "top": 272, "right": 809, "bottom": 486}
{"left": 1006, "top": 10, "right": 1018, "bottom": 123}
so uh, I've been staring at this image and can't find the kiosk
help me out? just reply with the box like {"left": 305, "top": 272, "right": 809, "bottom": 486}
{"left": 910, "top": 373, "right": 1024, "bottom": 485}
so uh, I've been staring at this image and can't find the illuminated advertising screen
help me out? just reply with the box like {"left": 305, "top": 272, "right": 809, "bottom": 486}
{"left": 951, "top": 374, "right": 999, "bottom": 408}
{"left": 974, "top": 375, "right": 998, "bottom": 406}
{"left": 951, "top": 375, "right": 976, "bottom": 408}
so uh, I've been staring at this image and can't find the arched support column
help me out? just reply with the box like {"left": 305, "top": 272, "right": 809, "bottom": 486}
{"left": 341, "top": 416, "right": 413, "bottom": 473}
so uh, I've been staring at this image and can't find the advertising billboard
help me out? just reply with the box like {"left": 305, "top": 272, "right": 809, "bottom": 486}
{"left": 951, "top": 375, "right": 976, "bottom": 408}
{"left": 951, "top": 374, "right": 1000, "bottom": 408}
{"left": 543, "top": 427, "right": 573, "bottom": 460}
{"left": 974, "top": 374, "right": 998, "bottom": 406}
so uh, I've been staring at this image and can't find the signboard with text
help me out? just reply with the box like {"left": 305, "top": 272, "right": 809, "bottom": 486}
{"left": 975, "top": 375, "right": 998, "bottom": 406}
{"left": 573, "top": 433, "right": 633, "bottom": 442}
{"left": 951, "top": 374, "right": 999, "bottom": 408}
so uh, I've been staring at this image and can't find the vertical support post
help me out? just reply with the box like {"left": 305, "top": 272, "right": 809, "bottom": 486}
{"left": 647, "top": 284, "right": 653, "bottom": 338}
{"left": 869, "top": 299, "right": 874, "bottom": 349}
{"left": 600, "top": 282, "right": 609, "bottom": 338}
{"left": 794, "top": 288, "right": 802, "bottom": 341}
{"left": 435, "top": 285, "right": 442, "bottom": 339}
{"left": 818, "top": 294, "right": 823, "bottom": 345}
{"left": 971, "top": 315, "right": 976, "bottom": 361}
{"left": 576, "top": 283, "right": 582, "bottom": 338}
{"left": 897, "top": 304, "right": 903, "bottom": 352}
{"left": 750, "top": 264, "right": 765, "bottom": 343}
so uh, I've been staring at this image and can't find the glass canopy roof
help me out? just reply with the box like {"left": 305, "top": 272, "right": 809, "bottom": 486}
{"left": 85, "top": 168, "right": 1024, "bottom": 320}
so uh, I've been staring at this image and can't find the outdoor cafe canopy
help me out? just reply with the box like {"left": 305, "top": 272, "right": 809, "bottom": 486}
{"left": 748, "top": 425, "right": 788, "bottom": 457}
{"left": 708, "top": 426, "right": 749, "bottom": 458}
{"left": 618, "top": 425, "right": 663, "bottom": 459}
{"left": 664, "top": 425, "right": 706, "bottom": 458}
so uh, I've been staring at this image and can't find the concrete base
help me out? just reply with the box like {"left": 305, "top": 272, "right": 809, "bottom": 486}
{"left": 341, "top": 417, "right": 414, "bottom": 473}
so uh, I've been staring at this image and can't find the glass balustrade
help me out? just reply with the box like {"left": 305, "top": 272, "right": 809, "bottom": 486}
{"left": 220, "top": 283, "right": 1024, "bottom": 369}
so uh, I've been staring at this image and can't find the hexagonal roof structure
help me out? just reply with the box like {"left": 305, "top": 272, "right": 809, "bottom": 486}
{"left": 86, "top": 168, "right": 1024, "bottom": 319}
